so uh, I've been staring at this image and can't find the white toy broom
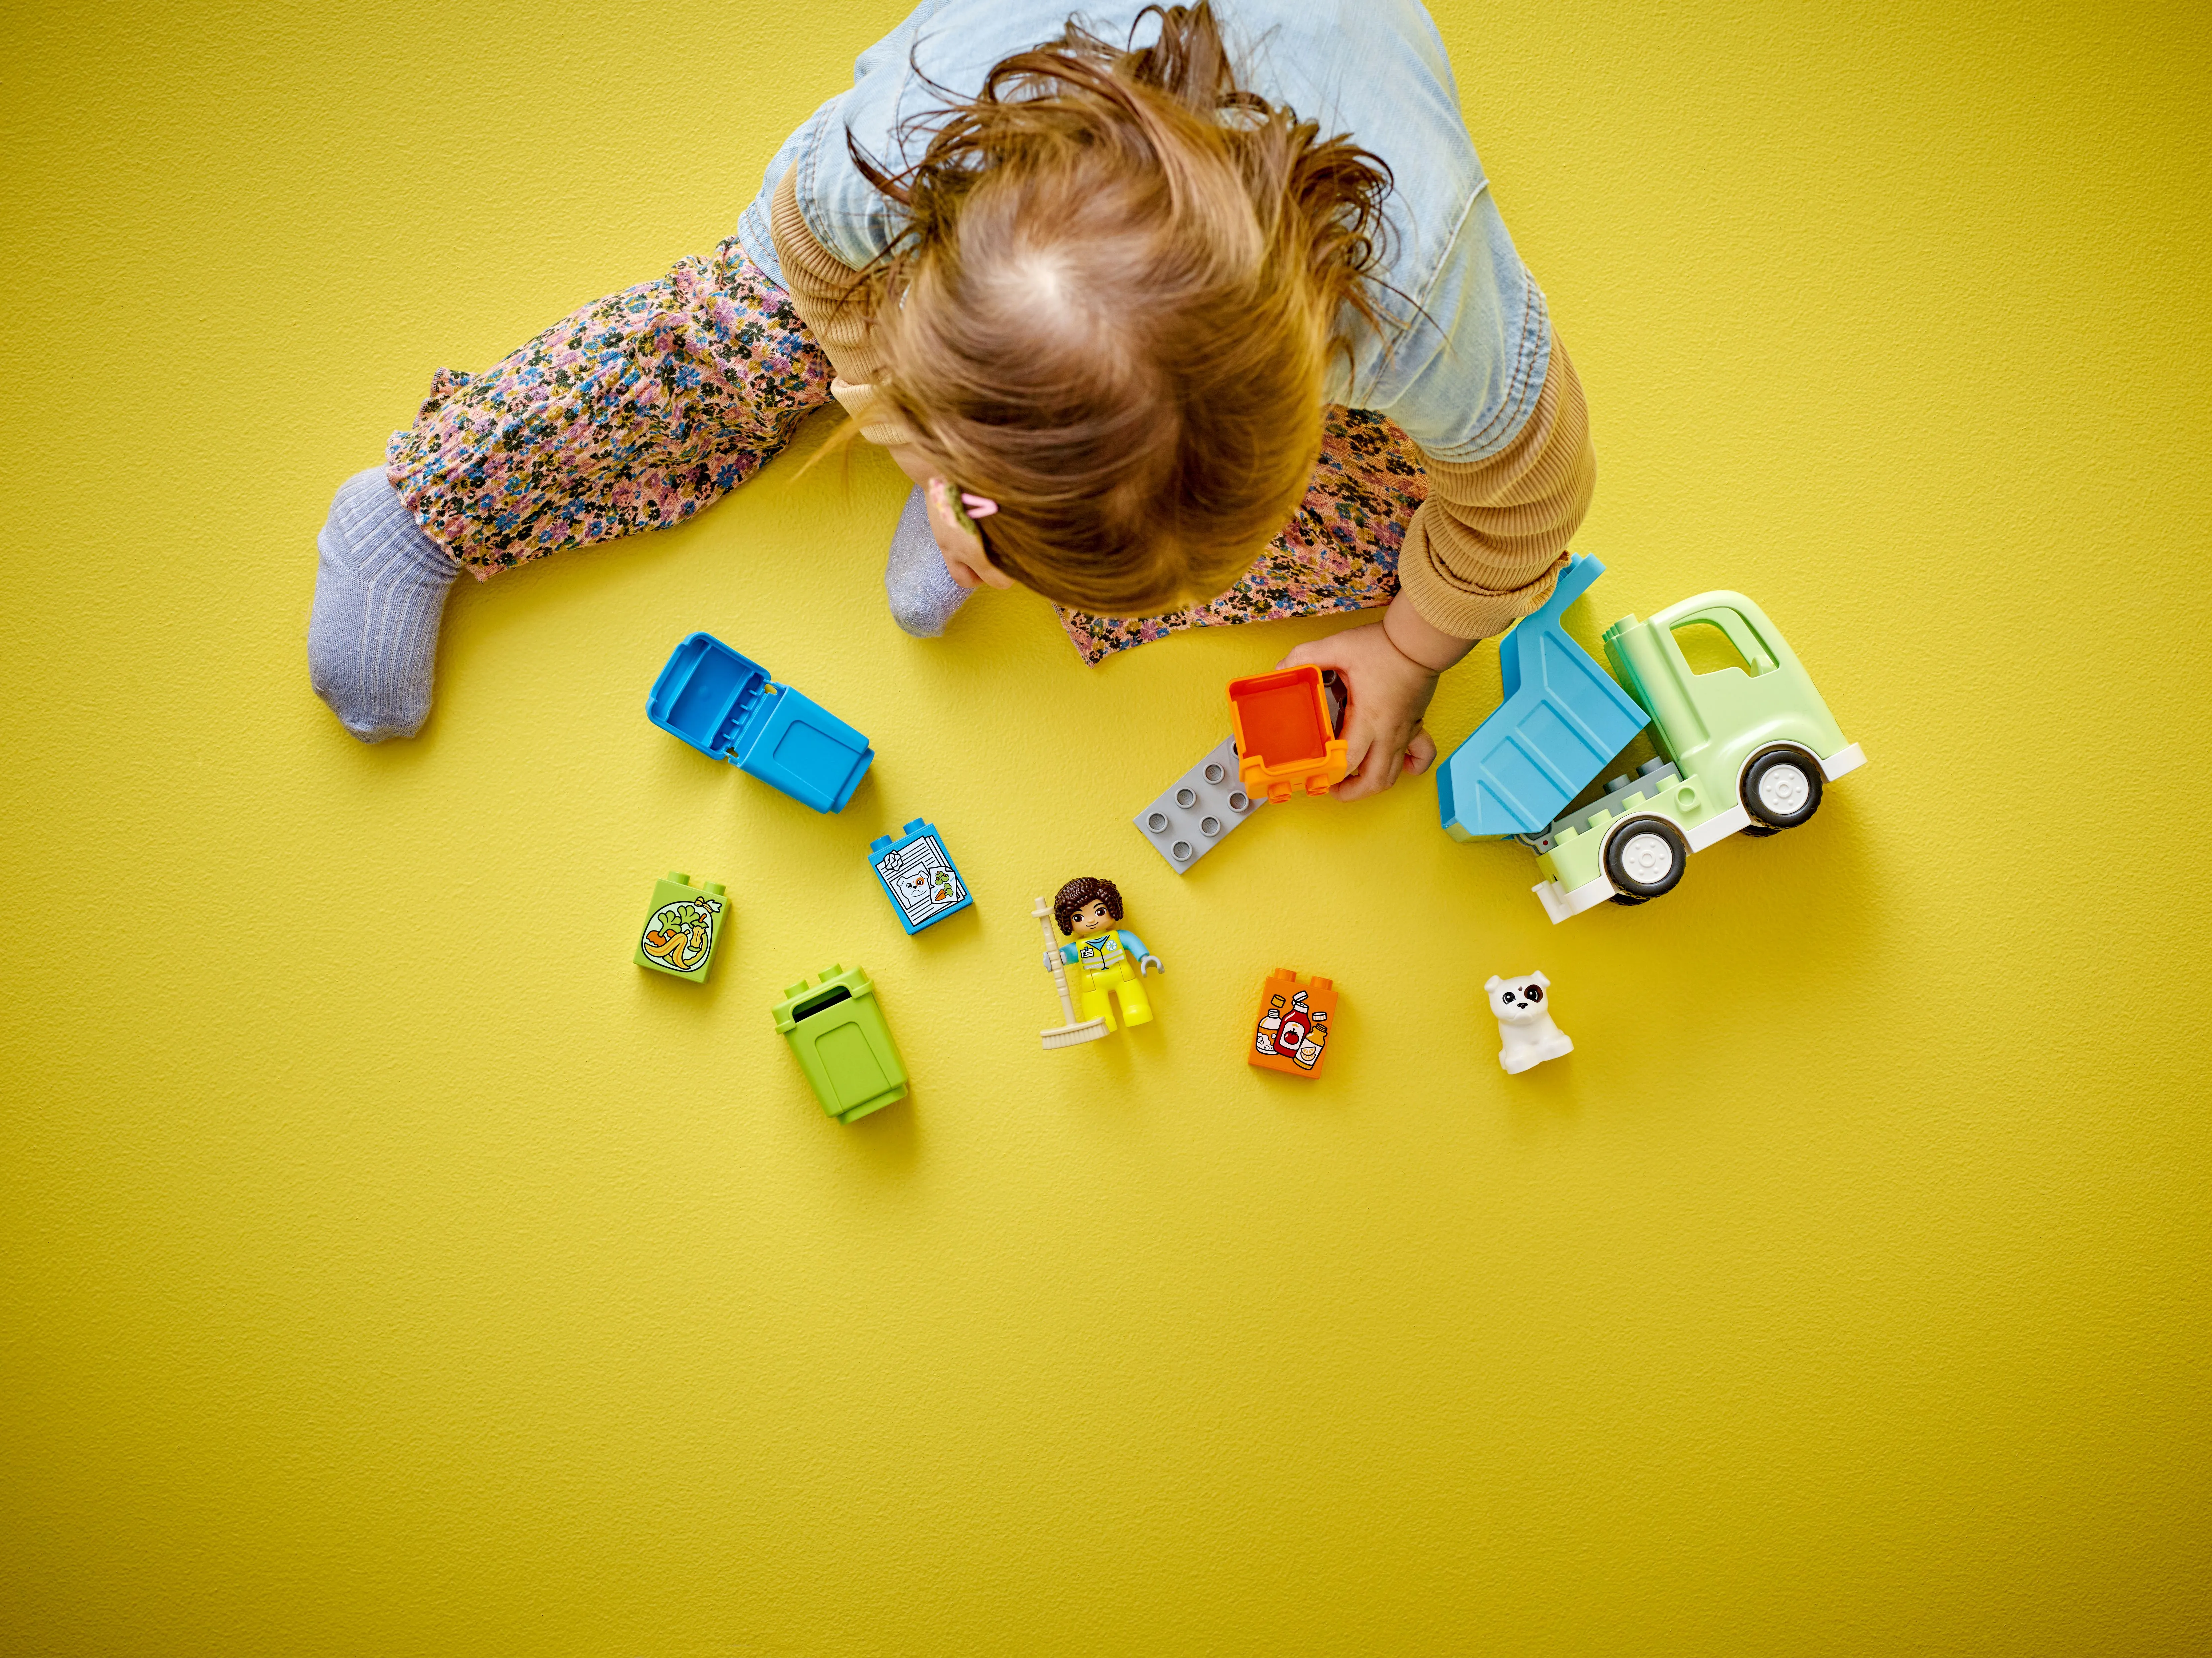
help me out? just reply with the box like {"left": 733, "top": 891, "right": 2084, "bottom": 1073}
{"left": 1034, "top": 895, "right": 1110, "bottom": 1049}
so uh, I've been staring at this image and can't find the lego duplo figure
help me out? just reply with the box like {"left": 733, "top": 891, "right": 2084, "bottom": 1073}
{"left": 1047, "top": 876, "right": 1163, "bottom": 1034}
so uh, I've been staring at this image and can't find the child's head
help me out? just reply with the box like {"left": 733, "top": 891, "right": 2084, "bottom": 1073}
{"left": 854, "top": 3, "right": 1394, "bottom": 615}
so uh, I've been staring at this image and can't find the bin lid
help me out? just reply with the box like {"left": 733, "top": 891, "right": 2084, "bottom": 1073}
{"left": 648, "top": 633, "right": 772, "bottom": 760}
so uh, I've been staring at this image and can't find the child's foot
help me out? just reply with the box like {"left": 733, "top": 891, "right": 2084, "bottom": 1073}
{"left": 308, "top": 467, "right": 459, "bottom": 741}
{"left": 883, "top": 482, "right": 973, "bottom": 637}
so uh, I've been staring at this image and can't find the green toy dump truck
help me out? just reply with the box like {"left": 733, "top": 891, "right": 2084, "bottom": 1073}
{"left": 1438, "top": 559, "right": 1866, "bottom": 922}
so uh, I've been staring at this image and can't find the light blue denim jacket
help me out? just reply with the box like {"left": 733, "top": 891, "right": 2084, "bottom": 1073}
{"left": 735, "top": 0, "right": 1549, "bottom": 464}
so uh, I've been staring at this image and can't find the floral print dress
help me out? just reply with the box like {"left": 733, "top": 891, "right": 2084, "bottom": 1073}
{"left": 386, "top": 243, "right": 1429, "bottom": 664}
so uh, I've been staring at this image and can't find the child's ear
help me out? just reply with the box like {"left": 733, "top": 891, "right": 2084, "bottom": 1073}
{"left": 1484, "top": 976, "right": 1503, "bottom": 992}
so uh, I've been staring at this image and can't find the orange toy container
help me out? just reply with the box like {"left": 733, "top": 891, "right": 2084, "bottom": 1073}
{"left": 1226, "top": 665, "right": 1349, "bottom": 802}
{"left": 1248, "top": 969, "right": 1337, "bottom": 1078}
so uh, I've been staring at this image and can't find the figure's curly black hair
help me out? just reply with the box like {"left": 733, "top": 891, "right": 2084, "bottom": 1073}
{"left": 1053, "top": 876, "right": 1125, "bottom": 936}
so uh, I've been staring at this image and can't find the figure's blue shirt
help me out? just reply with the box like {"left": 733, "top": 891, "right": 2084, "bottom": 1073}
{"left": 735, "top": 0, "right": 1549, "bottom": 463}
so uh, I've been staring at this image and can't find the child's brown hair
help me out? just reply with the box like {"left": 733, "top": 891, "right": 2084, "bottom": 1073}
{"left": 851, "top": 3, "right": 1395, "bottom": 615}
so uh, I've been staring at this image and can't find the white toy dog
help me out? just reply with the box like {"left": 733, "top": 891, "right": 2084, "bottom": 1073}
{"left": 1486, "top": 972, "right": 1574, "bottom": 1074}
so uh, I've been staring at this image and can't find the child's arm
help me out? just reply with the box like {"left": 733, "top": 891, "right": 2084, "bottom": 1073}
{"left": 1281, "top": 336, "right": 1593, "bottom": 800}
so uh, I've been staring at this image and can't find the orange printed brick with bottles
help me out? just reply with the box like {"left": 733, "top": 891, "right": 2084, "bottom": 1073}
{"left": 1249, "top": 970, "right": 1336, "bottom": 1078}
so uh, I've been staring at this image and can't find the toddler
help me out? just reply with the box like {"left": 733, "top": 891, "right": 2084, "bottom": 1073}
{"left": 308, "top": 0, "right": 1592, "bottom": 800}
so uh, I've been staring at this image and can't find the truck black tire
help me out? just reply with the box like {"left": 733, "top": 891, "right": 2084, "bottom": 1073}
{"left": 1740, "top": 745, "right": 1825, "bottom": 831}
{"left": 1604, "top": 816, "right": 1688, "bottom": 900}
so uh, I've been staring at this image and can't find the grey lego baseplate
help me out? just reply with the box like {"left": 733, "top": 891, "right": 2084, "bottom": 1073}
{"left": 1133, "top": 736, "right": 1266, "bottom": 873}
{"left": 1518, "top": 758, "right": 1683, "bottom": 853}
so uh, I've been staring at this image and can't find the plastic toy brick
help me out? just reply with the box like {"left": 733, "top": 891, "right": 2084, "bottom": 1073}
{"left": 632, "top": 872, "right": 727, "bottom": 982}
{"left": 1133, "top": 737, "right": 1265, "bottom": 873}
{"left": 1436, "top": 555, "right": 1651, "bottom": 839}
{"left": 869, "top": 819, "right": 972, "bottom": 934}
{"left": 1248, "top": 969, "right": 1336, "bottom": 1077}
{"left": 770, "top": 964, "right": 908, "bottom": 1123}
{"left": 647, "top": 632, "right": 874, "bottom": 813}
{"left": 1227, "top": 665, "right": 1349, "bottom": 802}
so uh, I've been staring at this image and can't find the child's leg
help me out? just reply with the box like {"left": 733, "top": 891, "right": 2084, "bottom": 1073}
{"left": 310, "top": 237, "right": 833, "bottom": 740}
{"left": 1112, "top": 971, "right": 1153, "bottom": 1027}
{"left": 386, "top": 237, "right": 832, "bottom": 574}
{"left": 883, "top": 483, "right": 972, "bottom": 637}
{"left": 1053, "top": 407, "right": 1427, "bottom": 664}
{"left": 308, "top": 468, "right": 458, "bottom": 741}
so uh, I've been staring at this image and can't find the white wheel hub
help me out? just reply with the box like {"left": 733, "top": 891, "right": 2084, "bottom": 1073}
{"left": 1617, "top": 831, "right": 1676, "bottom": 885}
{"left": 1757, "top": 763, "right": 1810, "bottom": 818}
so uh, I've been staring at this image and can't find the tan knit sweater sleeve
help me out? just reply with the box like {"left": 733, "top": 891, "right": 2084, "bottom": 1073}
{"left": 1394, "top": 333, "right": 1596, "bottom": 641}
{"left": 768, "top": 169, "right": 916, "bottom": 447}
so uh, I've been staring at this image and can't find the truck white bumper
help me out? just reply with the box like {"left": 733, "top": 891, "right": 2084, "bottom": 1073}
{"left": 1684, "top": 804, "right": 1753, "bottom": 852}
{"left": 1533, "top": 749, "right": 1863, "bottom": 923}
{"left": 1821, "top": 742, "right": 1867, "bottom": 781}
{"left": 1533, "top": 873, "right": 1616, "bottom": 924}
{"left": 1532, "top": 805, "right": 1751, "bottom": 923}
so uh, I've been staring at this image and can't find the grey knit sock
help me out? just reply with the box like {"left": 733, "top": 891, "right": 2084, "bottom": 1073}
{"left": 308, "top": 467, "right": 459, "bottom": 742}
{"left": 883, "top": 482, "right": 974, "bottom": 637}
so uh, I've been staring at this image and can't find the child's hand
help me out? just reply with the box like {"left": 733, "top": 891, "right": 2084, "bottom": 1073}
{"left": 1277, "top": 598, "right": 1478, "bottom": 802}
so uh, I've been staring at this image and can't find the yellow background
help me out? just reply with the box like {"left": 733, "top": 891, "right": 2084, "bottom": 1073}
{"left": 3, "top": 0, "right": 2207, "bottom": 1651}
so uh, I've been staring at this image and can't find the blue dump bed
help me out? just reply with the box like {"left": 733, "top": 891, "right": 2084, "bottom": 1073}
{"left": 1436, "top": 556, "right": 1651, "bottom": 840}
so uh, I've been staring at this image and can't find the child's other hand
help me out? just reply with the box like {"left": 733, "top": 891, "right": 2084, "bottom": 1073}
{"left": 1277, "top": 599, "right": 1477, "bottom": 802}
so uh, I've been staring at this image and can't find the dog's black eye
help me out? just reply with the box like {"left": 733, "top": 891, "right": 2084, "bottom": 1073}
{"left": 1524, "top": 985, "right": 1543, "bottom": 1003}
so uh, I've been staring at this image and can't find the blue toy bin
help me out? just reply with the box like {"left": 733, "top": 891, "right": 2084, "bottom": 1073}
{"left": 1436, "top": 555, "right": 1650, "bottom": 839}
{"left": 648, "top": 632, "right": 874, "bottom": 814}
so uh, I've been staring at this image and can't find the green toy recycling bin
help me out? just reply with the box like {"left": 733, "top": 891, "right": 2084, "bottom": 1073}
{"left": 771, "top": 964, "right": 909, "bottom": 1123}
